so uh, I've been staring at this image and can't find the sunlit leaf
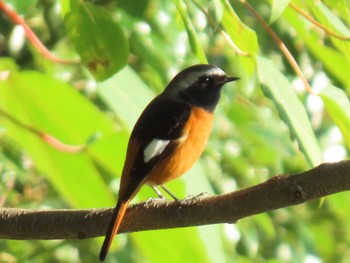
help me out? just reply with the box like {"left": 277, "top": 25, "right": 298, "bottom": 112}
{"left": 174, "top": 0, "right": 207, "bottom": 63}
{"left": 323, "top": 0, "right": 350, "bottom": 24}
{"left": 221, "top": 0, "right": 258, "bottom": 74}
{"left": 283, "top": 7, "right": 350, "bottom": 88}
{"left": 0, "top": 71, "right": 128, "bottom": 208}
{"left": 306, "top": 0, "right": 350, "bottom": 63}
{"left": 257, "top": 56, "right": 322, "bottom": 166}
{"left": 5, "top": 0, "right": 38, "bottom": 14}
{"left": 134, "top": 227, "right": 211, "bottom": 263}
{"left": 64, "top": 2, "right": 128, "bottom": 81}
{"left": 269, "top": 0, "right": 291, "bottom": 24}
{"left": 210, "top": 0, "right": 224, "bottom": 25}
{"left": 221, "top": 0, "right": 258, "bottom": 54}
{"left": 319, "top": 85, "right": 350, "bottom": 150}
{"left": 98, "top": 66, "right": 154, "bottom": 130}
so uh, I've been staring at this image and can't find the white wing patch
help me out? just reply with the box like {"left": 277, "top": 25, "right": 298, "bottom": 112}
{"left": 144, "top": 139, "right": 170, "bottom": 163}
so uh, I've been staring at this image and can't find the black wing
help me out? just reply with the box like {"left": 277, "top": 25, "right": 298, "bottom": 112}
{"left": 118, "top": 98, "right": 191, "bottom": 201}
{"left": 132, "top": 98, "right": 191, "bottom": 142}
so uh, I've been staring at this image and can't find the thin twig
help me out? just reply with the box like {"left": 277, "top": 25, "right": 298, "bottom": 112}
{"left": 289, "top": 2, "right": 350, "bottom": 41}
{"left": 0, "top": 107, "right": 86, "bottom": 153}
{"left": 0, "top": 0, "right": 80, "bottom": 64}
{"left": 241, "top": 0, "right": 314, "bottom": 94}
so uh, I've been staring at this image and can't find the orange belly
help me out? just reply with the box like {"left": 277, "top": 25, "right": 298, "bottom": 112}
{"left": 146, "top": 106, "right": 214, "bottom": 185}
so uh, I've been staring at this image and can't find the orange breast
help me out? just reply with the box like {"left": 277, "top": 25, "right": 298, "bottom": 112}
{"left": 146, "top": 106, "right": 214, "bottom": 185}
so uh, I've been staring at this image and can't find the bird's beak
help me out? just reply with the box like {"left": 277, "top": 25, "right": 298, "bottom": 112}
{"left": 218, "top": 76, "right": 240, "bottom": 86}
{"left": 225, "top": 76, "right": 240, "bottom": 83}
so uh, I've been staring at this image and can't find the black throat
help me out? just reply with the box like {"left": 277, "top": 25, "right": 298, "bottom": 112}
{"left": 179, "top": 84, "right": 222, "bottom": 113}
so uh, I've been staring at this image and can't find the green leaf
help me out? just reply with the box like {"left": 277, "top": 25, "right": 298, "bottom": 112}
{"left": 319, "top": 85, "right": 350, "bottom": 150}
{"left": 210, "top": 0, "right": 224, "bottom": 25}
{"left": 221, "top": 0, "right": 258, "bottom": 54}
{"left": 0, "top": 57, "right": 19, "bottom": 71}
{"left": 5, "top": 0, "right": 38, "bottom": 14}
{"left": 59, "top": 0, "right": 71, "bottom": 17}
{"left": 0, "top": 71, "right": 129, "bottom": 208}
{"left": 257, "top": 56, "right": 322, "bottom": 167}
{"left": 308, "top": 0, "right": 350, "bottom": 36}
{"left": 304, "top": 38, "right": 350, "bottom": 88}
{"left": 134, "top": 228, "right": 211, "bottom": 263}
{"left": 269, "top": 0, "right": 291, "bottom": 24}
{"left": 64, "top": 2, "right": 129, "bottom": 81}
{"left": 129, "top": 33, "right": 170, "bottom": 85}
{"left": 98, "top": 66, "right": 154, "bottom": 130}
{"left": 323, "top": 0, "right": 350, "bottom": 24}
{"left": 221, "top": 0, "right": 258, "bottom": 74}
{"left": 283, "top": 7, "right": 350, "bottom": 88}
{"left": 183, "top": 163, "right": 226, "bottom": 263}
{"left": 174, "top": 0, "right": 208, "bottom": 64}
{"left": 306, "top": 0, "right": 350, "bottom": 63}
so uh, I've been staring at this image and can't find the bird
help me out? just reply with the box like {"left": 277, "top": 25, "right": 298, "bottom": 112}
{"left": 99, "top": 64, "right": 239, "bottom": 261}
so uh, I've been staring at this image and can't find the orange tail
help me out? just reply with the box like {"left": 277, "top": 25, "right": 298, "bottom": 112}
{"left": 99, "top": 200, "right": 128, "bottom": 261}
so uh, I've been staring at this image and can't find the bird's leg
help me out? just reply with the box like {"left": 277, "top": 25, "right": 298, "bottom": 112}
{"left": 150, "top": 185, "right": 179, "bottom": 201}
{"left": 160, "top": 185, "right": 179, "bottom": 201}
{"left": 150, "top": 185, "right": 166, "bottom": 199}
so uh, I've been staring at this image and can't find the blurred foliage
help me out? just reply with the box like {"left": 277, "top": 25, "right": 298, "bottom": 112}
{"left": 0, "top": 0, "right": 350, "bottom": 262}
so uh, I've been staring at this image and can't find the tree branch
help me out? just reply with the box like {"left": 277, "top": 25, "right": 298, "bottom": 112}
{"left": 1, "top": 160, "right": 350, "bottom": 240}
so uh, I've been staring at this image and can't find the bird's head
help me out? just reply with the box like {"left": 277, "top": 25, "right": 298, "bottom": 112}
{"left": 163, "top": 64, "right": 239, "bottom": 112}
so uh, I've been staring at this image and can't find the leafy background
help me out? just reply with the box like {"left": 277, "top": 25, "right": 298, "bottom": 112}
{"left": 1, "top": 0, "right": 350, "bottom": 262}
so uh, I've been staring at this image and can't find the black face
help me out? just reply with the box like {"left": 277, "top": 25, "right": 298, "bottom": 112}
{"left": 180, "top": 74, "right": 233, "bottom": 112}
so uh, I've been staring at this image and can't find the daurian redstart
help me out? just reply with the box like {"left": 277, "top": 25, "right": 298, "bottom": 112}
{"left": 99, "top": 64, "right": 239, "bottom": 261}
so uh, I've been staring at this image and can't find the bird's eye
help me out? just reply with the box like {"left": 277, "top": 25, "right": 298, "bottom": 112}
{"left": 199, "top": 76, "right": 211, "bottom": 86}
